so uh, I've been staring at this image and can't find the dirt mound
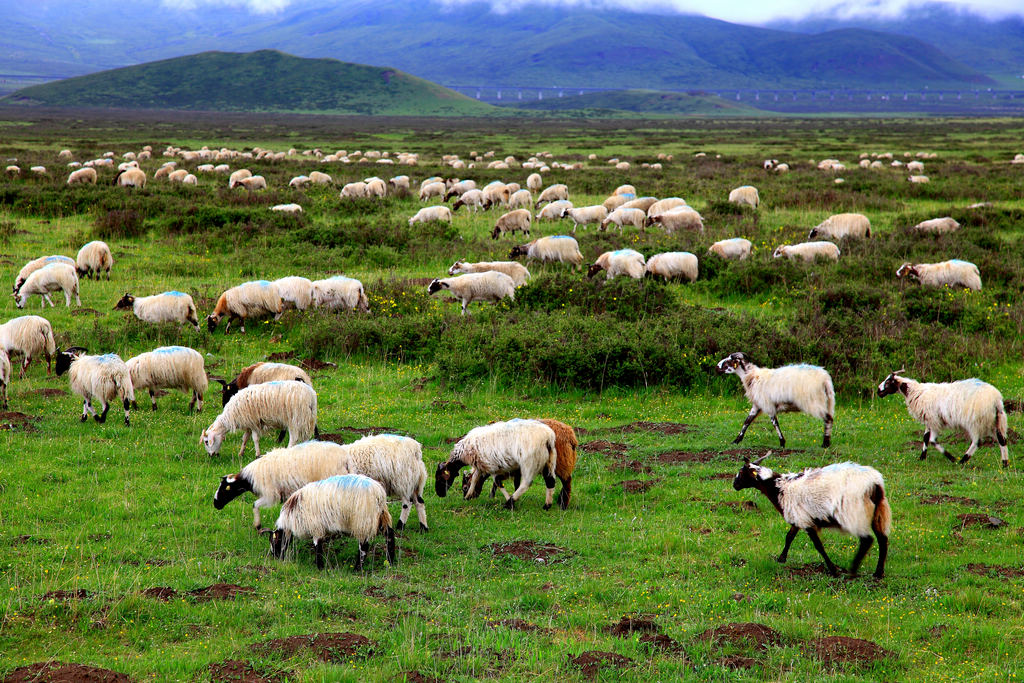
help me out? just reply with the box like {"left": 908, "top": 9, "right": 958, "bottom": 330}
{"left": 190, "top": 584, "right": 255, "bottom": 602}
{"left": 300, "top": 358, "right": 335, "bottom": 371}
{"left": 608, "top": 456, "right": 652, "bottom": 473}
{"left": 399, "top": 672, "right": 442, "bottom": 683}
{"left": 71, "top": 308, "right": 101, "bottom": 317}
{"left": 487, "top": 541, "right": 569, "bottom": 564}
{"left": 567, "top": 651, "right": 633, "bottom": 679}
{"left": 605, "top": 616, "right": 660, "bottom": 636}
{"left": 804, "top": 636, "right": 891, "bottom": 667}
{"left": 617, "top": 479, "right": 661, "bottom": 493}
{"left": 41, "top": 589, "right": 92, "bottom": 601}
{"left": 9, "top": 534, "right": 51, "bottom": 546}
{"left": 2, "top": 662, "right": 130, "bottom": 683}
{"left": 363, "top": 586, "right": 398, "bottom": 603}
{"left": 639, "top": 633, "right": 687, "bottom": 655}
{"left": 965, "top": 563, "right": 1024, "bottom": 578}
{"left": 142, "top": 587, "right": 178, "bottom": 601}
{"left": 955, "top": 513, "right": 1005, "bottom": 529}
{"left": 1004, "top": 399, "right": 1024, "bottom": 413}
{"left": 695, "top": 623, "right": 782, "bottom": 649}
{"left": 786, "top": 562, "right": 834, "bottom": 578}
{"left": 713, "top": 501, "right": 758, "bottom": 512}
{"left": 266, "top": 351, "right": 295, "bottom": 361}
{"left": 0, "top": 412, "right": 38, "bottom": 430}
{"left": 580, "top": 440, "right": 628, "bottom": 455}
{"left": 920, "top": 494, "right": 977, "bottom": 506}
{"left": 704, "top": 472, "right": 735, "bottom": 480}
{"left": 251, "top": 632, "right": 373, "bottom": 663}
{"left": 208, "top": 660, "right": 283, "bottom": 683}
{"left": 489, "top": 618, "right": 548, "bottom": 633}
{"left": 655, "top": 450, "right": 719, "bottom": 464}
{"left": 31, "top": 388, "right": 67, "bottom": 397}
{"left": 610, "top": 421, "right": 693, "bottom": 435}
{"left": 713, "top": 655, "right": 758, "bottom": 669}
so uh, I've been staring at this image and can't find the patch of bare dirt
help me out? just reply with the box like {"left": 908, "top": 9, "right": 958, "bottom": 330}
{"left": 399, "top": 672, "right": 442, "bottom": 683}
{"left": 0, "top": 412, "right": 38, "bottom": 430}
{"left": 363, "top": 586, "right": 398, "bottom": 603}
{"left": 251, "top": 632, "right": 373, "bottom": 663}
{"left": 604, "top": 616, "right": 660, "bottom": 636}
{"left": 41, "top": 589, "right": 92, "bottom": 601}
{"left": 955, "top": 513, "right": 1005, "bottom": 529}
{"left": 920, "top": 494, "right": 978, "bottom": 506}
{"left": 300, "top": 358, "right": 335, "bottom": 371}
{"left": 655, "top": 450, "right": 720, "bottom": 464}
{"left": 713, "top": 655, "right": 759, "bottom": 669}
{"left": 949, "top": 428, "right": 1020, "bottom": 446}
{"left": 71, "top": 308, "right": 101, "bottom": 317}
{"left": 567, "top": 651, "right": 633, "bottom": 679}
{"left": 31, "top": 388, "right": 66, "bottom": 398}
{"left": 124, "top": 558, "right": 171, "bottom": 567}
{"left": 703, "top": 472, "right": 735, "bottom": 480}
{"left": 488, "top": 618, "right": 549, "bottom": 633}
{"left": 403, "top": 277, "right": 434, "bottom": 287}
{"left": 580, "top": 440, "right": 629, "bottom": 455}
{"left": 695, "top": 623, "right": 783, "bottom": 649}
{"left": 9, "top": 535, "right": 51, "bottom": 546}
{"left": 208, "top": 660, "right": 284, "bottom": 683}
{"left": 786, "top": 562, "right": 835, "bottom": 578}
{"left": 266, "top": 351, "right": 295, "bottom": 361}
{"left": 1, "top": 662, "right": 130, "bottom": 683}
{"left": 804, "top": 636, "right": 891, "bottom": 667}
{"left": 487, "top": 541, "right": 570, "bottom": 564}
{"left": 189, "top": 584, "right": 255, "bottom": 602}
{"left": 617, "top": 479, "right": 661, "bottom": 493}
{"left": 964, "top": 563, "right": 1024, "bottom": 578}
{"left": 607, "top": 455, "right": 651, "bottom": 473}
{"left": 142, "top": 587, "right": 178, "bottom": 601}
{"left": 1004, "top": 399, "right": 1024, "bottom": 413}
{"left": 713, "top": 501, "right": 758, "bottom": 512}
{"left": 609, "top": 421, "right": 693, "bottom": 435}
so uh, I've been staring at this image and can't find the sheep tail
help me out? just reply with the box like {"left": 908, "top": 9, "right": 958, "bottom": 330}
{"left": 870, "top": 484, "right": 891, "bottom": 536}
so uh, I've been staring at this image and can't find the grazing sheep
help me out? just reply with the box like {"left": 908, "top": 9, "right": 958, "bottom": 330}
{"left": 912, "top": 217, "right": 960, "bottom": 234}
{"left": 908, "top": 175, "right": 930, "bottom": 184}
{"left": 272, "top": 276, "right": 314, "bottom": 310}
{"left": 0, "top": 315, "right": 55, "bottom": 377}
{"left": 289, "top": 175, "right": 310, "bottom": 188}
{"left": 772, "top": 242, "right": 840, "bottom": 263}
{"left": 271, "top": 203, "right": 302, "bottom": 213}
{"left": 340, "top": 181, "right": 368, "bottom": 198}
{"left": 428, "top": 272, "right": 516, "bottom": 315}
{"left": 365, "top": 177, "right": 386, "bottom": 197}
{"left": 15, "top": 263, "right": 80, "bottom": 309}
{"left": 182, "top": 173, "right": 197, "bottom": 185}
{"left": 308, "top": 171, "right": 332, "bottom": 185}
{"left": 409, "top": 206, "right": 452, "bottom": 226}
{"left": 452, "top": 189, "right": 485, "bottom": 212}
{"left": 717, "top": 352, "right": 835, "bottom": 448}
{"left": 5, "top": 165, "right": 20, "bottom": 177}
{"left": 419, "top": 181, "right": 446, "bottom": 201}
{"left": 509, "top": 236, "right": 583, "bottom": 267}
{"left": 201, "top": 380, "right": 318, "bottom": 458}
{"left": 535, "top": 184, "right": 569, "bottom": 208}
{"left": 113, "top": 168, "right": 146, "bottom": 189}
{"left": 13, "top": 255, "right": 76, "bottom": 295}
{"left": 878, "top": 369, "right": 1008, "bottom": 467}
{"left": 114, "top": 291, "right": 200, "bottom": 331}
{"left": 708, "top": 238, "right": 752, "bottom": 260}
{"left": 526, "top": 173, "right": 543, "bottom": 193}
{"left": 491, "top": 209, "right": 532, "bottom": 239}
{"left": 620, "top": 197, "right": 658, "bottom": 212}
{"left": 30, "top": 166, "right": 47, "bottom": 175}
{"left": 75, "top": 241, "right": 113, "bottom": 280}
{"left": 808, "top": 213, "right": 871, "bottom": 241}
{"left": 389, "top": 175, "right": 410, "bottom": 194}
{"left": 896, "top": 260, "right": 981, "bottom": 291}
{"left": 536, "top": 199, "right": 572, "bottom": 221}
{"left": 566, "top": 205, "right": 608, "bottom": 232}
{"left": 214, "top": 361, "right": 312, "bottom": 408}
{"left": 436, "top": 419, "right": 557, "bottom": 510}
{"left": 646, "top": 252, "right": 698, "bottom": 282}
{"left": 237, "top": 175, "right": 267, "bottom": 192}
{"left": 507, "top": 188, "right": 533, "bottom": 210}
{"left": 270, "top": 474, "right": 396, "bottom": 570}
{"left": 55, "top": 348, "right": 135, "bottom": 426}
{"left": 481, "top": 183, "right": 511, "bottom": 209}
{"left": 650, "top": 207, "right": 703, "bottom": 233}
{"left": 311, "top": 276, "right": 369, "bottom": 313}
{"left": 228, "top": 169, "right": 252, "bottom": 188}
{"left": 602, "top": 194, "right": 630, "bottom": 212}
{"left": 600, "top": 207, "right": 646, "bottom": 232}
{"left": 733, "top": 455, "right": 891, "bottom": 578}
{"left": 907, "top": 161, "right": 924, "bottom": 173}
{"left": 444, "top": 179, "right": 477, "bottom": 200}
{"left": 66, "top": 168, "right": 97, "bottom": 185}
{"left": 126, "top": 346, "right": 207, "bottom": 412}
{"left": 728, "top": 185, "right": 760, "bottom": 208}
{"left": 206, "top": 280, "right": 283, "bottom": 334}
{"left": 448, "top": 260, "right": 530, "bottom": 287}
{"left": 647, "top": 197, "right": 688, "bottom": 221}
{"left": 333, "top": 434, "right": 429, "bottom": 531}
{"left": 613, "top": 184, "right": 635, "bottom": 196}
{"left": 587, "top": 249, "right": 646, "bottom": 280}
{"left": 168, "top": 169, "right": 189, "bottom": 183}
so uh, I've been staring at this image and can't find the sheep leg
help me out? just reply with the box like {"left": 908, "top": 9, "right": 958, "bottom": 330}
{"left": 95, "top": 400, "right": 109, "bottom": 423}
{"left": 997, "top": 429, "right": 1009, "bottom": 468}
{"left": 461, "top": 299, "right": 468, "bottom": 315}
{"left": 497, "top": 472, "right": 521, "bottom": 502}
{"left": 558, "top": 475, "right": 572, "bottom": 510}
{"left": 313, "top": 538, "right": 326, "bottom": 570}
{"left": 190, "top": 390, "right": 202, "bottom": 412}
{"left": 1, "top": 381, "right": 6, "bottom": 409}
{"left": 959, "top": 439, "right": 979, "bottom": 465}
{"left": 81, "top": 399, "right": 95, "bottom": 422}
{"left": 504, "top": 468, "right": 538, "bottom": 510}
{"left": 19, "top": 357, "right": 29, "bottom": 380}
{"left": 63, "top": 290, "right": 71, "bottom": 306}
{"left": 149, "top": 389, "right": 157, "bottom": 411}
{"left": 251, "top": 432, "right": 261, "bottom": 458}
{"left": 463, "top": 469, "right": 484, "bottom": 500}
{"left": 542, "top": 465, "right": 557, "bottom": 511}
{"left": 849, "top": 536, "right": 874, "bottom": 576}
{"left": 123, "top": 398, "right": 130, "bottom": 426}
{"left": 805, "top": 528, "right": 840, "bottom": 576}
{"left": 398, "top": 501, "right": 411, "bottom": 531}
{"left": 873, "top": 531, "right": 888, "bottom": 579}
{"left": 253, "top": 496, "right": 275, "bottom": 529}
{"left": 733, "top": 406, "right": 761, "bottom": 444}
{"left": 822, "top": 415, "right": 833, "bottom": 448}
{"left": 777, "top": 525, "right": 799, "bottom": 563}
{"left": 415, "top": 495, "right": 428, "bottom": 532}
{"left": 770, "top": 415, "right": 786, "bottom": 448}
{"left": 489, "top": 474, "right": 504, "bottom": 498}
{"left": 929, "top": 434, "right": 956, "bottom": 463}
{"left": 920, "top": 430, "right": 930, "bottom": 460}
{"left": 356, "top": 541, "right": 368, "bottom": 571}
{"left": 43, "top": 294, "right": 54, "bottom": 308}
{"left": 238, "top": 431, "right": 250, "bottom": 458}
{"left": 385, "top": 525, "right": 397, "bottom": 565}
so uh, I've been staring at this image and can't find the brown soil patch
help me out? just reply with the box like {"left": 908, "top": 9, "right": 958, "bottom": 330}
{"left": 804, "top": 636, "right": 891, "bottom": 667}
{"left": 41, "top": 589, "right": 92, "bottom": 601}
{"left": 639, "top": 633, "right": 687, "bottom": 655}
{"left": 713, "top": 655, "right": 758, "bottom": 669}
{"left": 580, "top": 440, "right": 628, "bottom": 455}
{"left": 487, "top": 540, "right": 569, "bottom": 564}
{"left": 189, "top": 584, "right": 255, "bottom": 602}
{"left": 0, "top": 412, "right": 38, "bottom": 430}
{"left": 251, "top": 632, "right": 373, "bottom": 663}
{"left": 208, "top": 660, "right": 284, "bottom": 683}
{"left": 1, "top": 662, "right": 130, "bottom": 683}
{"left": 488, "top": 618, "right": 548, "bottom": 633}
{"left": 720, "top": 447, "right": 799, "bottom": 458}
{"left": 31, "top": 388, "right": 67, "bottom": 397}
{"left": 71, "top": 308, "right": 101, "bottom": 317}
{"left": 399, "top": 672, "right": 442, "bottom": 683}
{"left": 9, "top": 535, "right": 51, "bottom": 546}
{"left": 786, "top": 562, "right": 836, "bottom": 578}
{"left": 608, "top": 455, "right": 651, "bottom": 473}
{"left": 363, "top": 586, "right": 398, "bottom": 603}
{"left": 610, "top": 421, "right": 693, "bottom": 435}
{"left": 703, "top": 472, "right": 735, "bottom": 480}
{"left": 567, "top": 651, "right": 633, "bottom": 679}
{"left": 266, "top": 351, "right": 295, "bottom": 361}
{"left": 920, "top": 494, "right": 978, "bottom": 506}
{"left": 430, "top": 399, "right": 465, "bottom": 410}
{"left": 713, "top": 501, "right": 758, "bottom": 512}
{"left": 617, "top": 479, "right": 661, "bottom": 493}
{"left": 655, "top": 450, "right": 720, "bottom": 464}
{"left": 965, "top": 563, "right": 1024, "bottom": 578}
{"left": 605, "top": 616, "right": 660, "bottom": 636}
{"left": 300, "top": 358, "right": 335, "bottom": 371}
{"left": 695, "top": 623, "right": 783, "bottom": 649}
{"left": 955, "top": 513, "right": 1005, "bottom": 529}
{"left": 124, "top": 558, "right": 171, "bottom": 567}
{"left": 142, "top": 587, "right": 178, "bottom": 601}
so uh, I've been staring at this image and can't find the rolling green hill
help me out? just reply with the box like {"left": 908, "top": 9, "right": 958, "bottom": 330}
{"left": 0, "top": 50, "right": 497, "bottom": 116}
{"left": 510, "top": 90, "right": 763, "bottom": 116}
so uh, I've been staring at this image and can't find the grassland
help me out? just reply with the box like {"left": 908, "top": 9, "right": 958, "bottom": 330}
{"left": 1, "top": 112, "right": 1024, "bottom": 682}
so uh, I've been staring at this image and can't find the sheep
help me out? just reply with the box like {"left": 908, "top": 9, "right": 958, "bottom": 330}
{"left": 566, "top": 205, "right": 608, "bottom": 232}
{"left": 535, "top": 184, "right": 569, "bottom": 207}
{"left": 912, "top": 217, "right": 960, "bottom": 234}
{"left": 0, "top": 315, "right": 56, "bottom": 377}
{"left": 419, "top": 181, "right": 446, "bottom": 201}
{"left": 0, "top": 349, "right": 10, "bottom": 408}
{"left": 201, "top": 380, "right": 318, "bottom": 458}
{"left": 772, "top": 242, "right": 840, "bottom": 263}
{"left": 272, "top": 276, "right": 314, "bottom": 310}
{"left": 717, "top": 352, "right": 835, "bottom": 448}
{"left": 452, "top": 189, "right": 484, "bottom": 212}
{"left": 389, "top": 175, "right": 410, "bottom": 194}
{"left": 289, "top": 175, "right": 310, "bottom": 188}
{"left": 509, "top": 236, "right": 583, "bottom": 267}
{"left": 487, "top": 209, "right": 530, "bottom": 239}
{"left": 708, "top": 238, "right": 752, "bottom": 261}
{"left": 650, "top": 207, "right": 703, "bottom": 233}
{"left": 75, "top": 241, "right": 113, "bottom": 280}
{"left": 436, "top": 419, "right": 558, "bottom": 510}
{"left": 182, "top": 173, "right": 198, "bottom": 185}
{"left": 168, "top": 169, "right": 189, "bottom": 183}
{"left": 507, "top": 188, "right": 533, "bottom": 210}
{"left": 908, "top": 175, "right": 930, "bottom": 184}
{"left": 55, "top": 348, "right": 135, "bottom": 426}
{"left": 5, "top": 165, "right": 20, "bottom": 177}
{"left": 536, "top": 200, "right": 572, "bottom": 221}
{"left": 481, "top": 183, "right": 511, "bottom": 209}
{"left": 613, "top": 184, "right": 636, "bottom": 196}
{"left": 15, "top": 263, "right": 80, "bottom": 309}
{"left": 114, "top": 291, "right": 200, "bottom": 331}
{"left": 113, "top": 168, "right": 146, "bottom": 189}
{"left": 587, "top": 249, "right": 646, "bottom": 280}
{"left": 646, "top": 252, "right": 698, "bottom": 282}
{"left": 333, "top": 434, "right": 429, "bottom": 531}
{"left": 269, "top": 474, "right": 396, "bottom": 570}
{"left": 30, "top": 166, "right": 47, "bottom": 175}
{"left": 271, "top": 203, "right": 302, "bottom": 213}
{"left": 126, "top": 346, "right": 207, "bottom": 412}
{"left": 365, "top": 178, "right": 386, "bottom": 197}
{"left": 602, "top": 195, "right": 630, "bottom": 212}
{"left": 206, "top": 280, "right": 283, "bottom": 334}
{"left": 444, "top": 179, "right": 477, "bottom": 200}
{"left": 728, "top": 185, "right": 760, "bottom": 208}
{"left": 907, "top": 161, "right": 925, "bottom": 173}
{"left": 311, "top": 276, "right": 369, "bottom": 313}
{"left": 237, "top": 175, "right": 267, "bottom": 192}
{"left": 647, "top": 197, "right": 688, "bottom": 220}
{"left": 773, "top": 163, "right": 790, "bottom": 173}
{"left": 808, "top": 213, "right": 871, "bottom": 241}
{"left": 428, "top": 272, "right": 516, "bottom": 315}
{"left": 214, "top": 361, "right": 312, "bottom": 408}
{"left": 13, "top": 255, "right": 76, "bottom": 295}
{"left": 896, "top": 260, "right": 981, "bottom": 291}
{"left": 732, "top": 455, "right": 891, "bottom": 579}
{"left": 600, "top": 207, "right": 646, "bottom": 232}
{"left": 308, "top": 171, "right": 332, "bottom": 185}
{"left": 340, "top": 181, "right": 368, "bottom": 198}
{"left": 877, "top": 369, "right": 1009, "bottom": 467}
{"left": 447, "top": 260, "right": 529, "bottom": 287}
{"left": 408, "top": 206, "right": 452, "bottom": 227}
{"left": 228, "top": 169, "right": 252, "bottom": 188}
{"left": 526, "top": 172, "right": 542, "bottom": 193}
{"left": 620, "top": 197, "right": 658, "bottom": 213}
{"left": 66, "top": 168, "right": 97, "bottom": 185}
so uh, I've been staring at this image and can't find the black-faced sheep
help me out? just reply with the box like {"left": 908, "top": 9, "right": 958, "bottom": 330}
{"left": 448, "top": 260, "right": 530, "bottom": 287}
{"left": 115, "top": 291, "right": 200, "bottom": 331}
{"left": 55, "top": 347, "right": 135, "bottom": 426}
{"left": 201, "top": 380, "right": 318, "bottom": 458}
{"left": 126, "top": 346, "right": 207, "bottom": 412}
{"left": 896, "top": 260, "right": 981, "bottom": 291}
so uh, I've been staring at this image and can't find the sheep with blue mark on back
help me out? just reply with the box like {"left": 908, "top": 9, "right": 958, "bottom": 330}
{"left": 206, "top": 280, "right": 283, "bottom": 334}
{"left": 729, "top": 185, "right": 760, "bottom": 208}
{"left": 600, "top": 207, "right": 646, "bottom": 232}
{"left": 201, "top": 380, "right": 318, "bottom": 458}
{"left": 214, "top": 361, "right": 312, "bottom": 408}
{"left": 14, "top": 255, "right": 75, "bottom": 295}
{"left": 126, "top": 346, "right": 207, "bottom": 413}
{"left": 115, "top": 290, "right": 200, "bottom": 331}
{"left": 56, "top": 348, "right": 135, "bottom": 426}
{"left": 535, "top": 183, "right": 568, "bottom": 208}
{"left": 509, "top": 235, "right": 583, "bottom": 268}
{"left": 587, "top": 249, "right": 646, "bottom": 280}
{"left": 646, "top": 252, "right": 698, "bottom": 282}
{"left": 15, "top": 263, "right": 80, "bottom": 309}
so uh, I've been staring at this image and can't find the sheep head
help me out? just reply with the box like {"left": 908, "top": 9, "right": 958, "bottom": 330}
{"left": 269, "top": 528, "right": 292, "bottom": 559}
{"left": 586, "top": 263, "right": 604, "bottom": 279}
{"left": 716, "top": 352, "right": 749, "bottom": 374}
{"left": 877, "top": 368, "right": 907, "bottom": 398}
{"left": 427, "top": 279, "right": 448, "bottom": 296}
{"left": 772, "top": 245, "right": 788, "bottom": 259}
{"left": 448, "top": 261, "right": 465, "bottom": 276}
{"left": 509, "top": 245, "right": 528, "bottom": 259}
{"left": 205, "top": 313, "right": 221, "bottom": 333}
{"left": 895, "top": 263, "right": 917, "bottom": 280}
{"left": 733, "top": 452, "right": 774, "bottom": 491}
{"left": 113, "top": 293, "right": 135, "bottom": 310}
{"left": 213, "top": 473, "right": 252, "bottom": 510}
{"left": 434, "top": 460, "right": 464, "bottom": 497}
{"left": 55, "top": 346, "right": 87, "bottom": 376}
{"left": 200, "top": 428, "right": 224, "bottom": 456}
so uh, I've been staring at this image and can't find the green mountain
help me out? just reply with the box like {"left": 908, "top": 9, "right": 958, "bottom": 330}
{"left": 0, "top": 50, "right": 496, "bottom": 116}
{"left": 510, "top": 90, "right": 763, "bottom": 116}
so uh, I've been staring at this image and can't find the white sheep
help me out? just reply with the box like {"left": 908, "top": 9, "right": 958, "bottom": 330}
{"left": 289, "top": 175, "right": 310, "bottom": 188}
{"left": 587, "top": 249, "right": 646, "bottom": 280}
{"left": 908, "top": 175, "right": 930, "bottom": 184}
{"left": 311, "top": 276, "right": 369, "bottom": 313}
{"left": 602, "top": 195, "right": 630, "bottom": 212}
{"left": 619, "top": 197, "right": 658, "bottom": 212}
{"left": 272, "top": 276, "right": 314, "bottom": 310}
{"left": 717, "top": 352, "right": 835, "bottom": 448}
{"left": 75, "top": 241, "right": 113, "bottom": 280}
{"left": 409, "top": 206, "right": 452, "bottom": 226}
{"left": 228, "top": 169, "right": 252, "bottom": 188}
{"left": 13, "top": 255, "right": 75, "bottom": 295}
{"left": 444, "top": 179, "right": 477, "bottom": 200}
{"left": 613, "top": 184, "right": 635, "bottom": 196}
{"left": 15, "top": 263, "right": 80, "bottom": 309}
{"left": 201, "top": 380, "right": 318, "bottom": 458}
{"left": 389, "top": 175, "right": 410, "bottom": 194}
{"left": 340, "top": 181, "right": 368, "bottom": 198}
{"left": 66, "top": 168, "right": 97, "bottom": 185}
{"left": 896, "top": 260, "right": 981, "bottom": 291}
{"left": 168, "top": 169, "right": 189, "bottom": 183}
{"left": 728, "top": 185, "right": 760, "bottom": 208}
{"left": 482, "top": 183, "right": 511, "bottom": 209}
{"left": 772, "top": 242, "right": 840, "bottom": 263}
{"left": 237, "top": 176, "right": 267, "bottom": 192}
{"left": 448, "top": 260, "right": 530, "bottom": 287}
{"left": 646, "top": 252, "right": 698, "bottom": 282}
{"left": 437, "top": 419, "right": 557, "bottom": 510}
{"left": 126, "top": 346, "right": 207, "bottom": 412}
{"left": 55, "top": 348, "right": 135, "bottom": 426}
{"left": 365, "top": 178, "right": 386, "bottom": 197}
{"left": 271, "top": 203, "right": 302, "bottom": 213}
{"left": 419, "top": 181, "right": 446, "bottom": 201}
{"left": 0, "top": 349, "right": 10, "bottom": 408}
{"left": 708, "top": 238, "right": 752, "bottom": 260}
{"left": 566, "top": 205, "right": 608, "bottom": 232}
{"left": 733, "top": 456, "right": 891, "bottom": 578}
{"left": 0, "top": 315, "right": 56, "bottom": 377}
{"left": 206, "top": 280, "right": 283, "bottom": 334}
{"left": 646, "top": 197, "right": 687, "bottom": 221}
{"left": 536, "top": 200, "right": 572, "bottom": 221}
{"left": 878, "top": 369, "right": 1009, "bottom": 467}
{"left": 452, "top": 189, "right": 484, "bottom": 212}
{"left": 651, "top": 207, "right": 703, "bottom": 233}
{"left": 526, "top": 173, "right": 543, "bottom": 193}
{"left": 115, "top": 291, "right": 200, "bottom": 331}
{"left": 113, "top": 168, "right": 146, "bottom": 189}
{"left": 808, "top": 213, "right": 871, "bottom": 241}
{"left": 535, "top": 184, "right": 569, "bottom": 207}
{"left": 509, "top": 236, "right": 583, "bottom": 267}
{"left": 182, "top": 173, "right": 197, "bottom": 185}
{"left": 269, "top": 474, "right": 396, "bottom": 570}
{"left": 507, "top": 188, "right": 533, "bottom": 210}
{"left": 308, "top": 171, "right": 332, "bottom": 185}
{"left": 600, "top": 207, "right": 646, "bottom": 232}
{"left": 334, "top": 434, "right": 429, "bottom": 531}
{"left": 912, "top": 217, "right": 960, "bottom": 234}
{"left": 428, "top": 272, "right": 516, "bottom": 315}
{"left": 214, "top": 361, "right": 311, "bottom": 408}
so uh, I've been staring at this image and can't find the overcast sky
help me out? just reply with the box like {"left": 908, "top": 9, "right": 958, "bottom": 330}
{"left": 160, "top": 0, "right": 1024, "bottom": 23}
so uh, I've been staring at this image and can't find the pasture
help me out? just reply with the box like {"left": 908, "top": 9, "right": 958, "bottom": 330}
{"left": 1, "top": 111, "right": 1023, "bottom": 682}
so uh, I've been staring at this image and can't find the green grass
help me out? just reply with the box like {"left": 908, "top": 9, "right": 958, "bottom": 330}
{"left": 1, "top": 114, "right": 1024, "bottom": 681}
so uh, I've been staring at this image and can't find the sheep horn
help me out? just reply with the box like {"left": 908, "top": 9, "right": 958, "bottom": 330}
{"left": 752, "top": 451, "right": 772, "bottom": 465}
{"left": 893, "top": 366, "right": 906, "bottom": 376}
{"left": 212, "top": 377, "right": 228, "bottom": 387}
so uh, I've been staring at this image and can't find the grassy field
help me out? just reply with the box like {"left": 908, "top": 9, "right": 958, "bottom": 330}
{"left": 1, "top": 113, "right": 1024, "bottom": 682}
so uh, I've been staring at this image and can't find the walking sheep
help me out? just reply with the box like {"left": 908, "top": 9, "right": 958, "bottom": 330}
{"left": 448, "top": 260, "right": 530, "bottom": 287}
{"left": 115, "top": 291, "right": 200, "bottom": 331}
{"left": 896, "top": 260, "right": 981, "bottom": 291}
{"left": 912, "top": 217, "right": 960, "bottom": 234}
{"left": 535, "top": 183, "right": 569, "bottom": 208}
{"left": 566, "top": 205, "right": 608, "bottom": 232}
{"left": 536, "top": 200, "right": 572, "bottom": 221}
{"left": 877, "top": 368, "right": 1009, "bottom": 467}
{"left": 55, "top": 348, "right": 135, "bottom": 426}
{"left": 491, "top": 209, "right": 533, "bottom": 239}
{"left": 717, "top": 352, "right": 836, "bottom": 448}
{"left": 270, "top": 475, "right": 396, "bottom": 571}
{"left": 708, "top": 238, "right": 752, "bottom": 261}
{"left": 773, "top": 242, "right": 840, "bottom": 263}
{"left": 201, "top": 380, "right": 318, "bottom": 458}
{"left": 113, "top": 168, "right": 146, "bottom": 189}
{"left": 206, "top": 280, "right": 283, "bottom": 334}
{"left": 601, "top": 207, "right": 647, "bottom": 232}
{"left": 334, "top": 434, "right": 429, "bottom": 531}
{"left": 76, "top": 241, "right": 113, "bottom": 280}
{"left": 126, "top": 346, "right": 207, "bottom": 412}
{"left": 646, "top": 252, "right": 698, "bottom": 282}
{"left": 15, "top": 263, "right": 80, "bottom": 309}
{"left": 0, "top": 315, "right": 56, "bottom": 377}
{"left": 509, "top": 236, "right": 583, "bottom": 268}
{"left": 732, "top": 455, "right": 890, "bottom": 578}
{"left": 311, "top": 276, "right": 369, "bottom": 313}
{"left": 587, "top": 249, "right": 646, "bottom": 280}
{"left": 808, "top": 213, "right": 871, "bottom": 241}
{"left": 67, "top": 168, "right": 97, "bottom": 185}
{"left": 214, "top": 361, "right": 312, "bottom": 407}
{"left": 649, "top": 207, "right": 703, "bottom": 233}
{"left": 428, "top": 272, "right": 515, "bottom": 315}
